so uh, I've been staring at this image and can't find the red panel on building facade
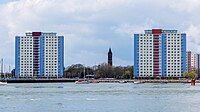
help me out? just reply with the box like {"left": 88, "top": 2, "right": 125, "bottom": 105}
{"left": 153, "top": 31, "right": 161, "bottom": 77}
{"left": 32, "top": 32, "right": 42, "bottom": 36}
{"left": 154, "top": 46, "right": 159, "bottom": 48}
{"left": 187, "top": 51, "right": 192, "bottom": 73}
{"left": 152, "top": 29, "right": 162, "bottom": 34}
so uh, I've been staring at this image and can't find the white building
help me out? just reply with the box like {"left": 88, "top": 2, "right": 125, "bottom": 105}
{"left": 187, "top": 51, "right": 199, "bottom": 73}
{"left": 15, "top": 32, "right": 64, "bottom": 78}
{"left": 134, "top": 29, "right": 186, "bottom": 78}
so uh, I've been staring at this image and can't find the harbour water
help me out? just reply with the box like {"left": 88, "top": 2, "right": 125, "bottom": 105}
{"left": 1, "top": 83, "right": 200, "bottom": 112}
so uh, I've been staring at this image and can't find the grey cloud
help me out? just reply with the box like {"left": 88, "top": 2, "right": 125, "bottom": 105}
{"left": 0, "top": 0, "right": 200, "bottom": 68}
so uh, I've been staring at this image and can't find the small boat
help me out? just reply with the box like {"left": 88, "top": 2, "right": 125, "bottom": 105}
{"left": 90, "top": 80, "right": 99, "bottom": 83}
{"left": 75, "top": 80, "right": 90, "bottom": 84}
{"left": 134, "top": 80, "right": 143, "bottom": 84}
{"left": 160, "top": 80, "right": 168, "bottom": 84}
{"left": 119, "top": 80, "right": 127, "bottom": 83}
{"left": 75, "top": 65, "right": 90, "bottom": 84}
{"left": 0, "top": 81, "right": 7, "bottom": 86}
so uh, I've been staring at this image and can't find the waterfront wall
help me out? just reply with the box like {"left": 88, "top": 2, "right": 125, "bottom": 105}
{"left": 0, "top": 78, "right": 195, "bottom": 83}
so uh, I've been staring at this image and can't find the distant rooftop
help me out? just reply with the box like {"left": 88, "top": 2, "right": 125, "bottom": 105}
{"left": 25, "top": 32, "right": 57, "bottom": 36}
{"left": 144, "top": 29, "right": 178, "bottom": 34}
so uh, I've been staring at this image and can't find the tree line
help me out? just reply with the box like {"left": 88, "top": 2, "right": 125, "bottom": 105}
{"left": 183, "top": 71, "right": 198, "bottom": 79}
{"left": 64, "top": 63, "right": 133, "bottom": 79}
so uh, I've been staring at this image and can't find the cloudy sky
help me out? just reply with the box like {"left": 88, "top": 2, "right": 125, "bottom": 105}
{"left": 0, "top": 0, "right": 200, "bottom": 71}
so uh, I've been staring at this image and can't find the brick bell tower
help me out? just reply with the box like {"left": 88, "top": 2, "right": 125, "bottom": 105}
{"left": 108, "top": 48, "right": 112, "bottom": 66}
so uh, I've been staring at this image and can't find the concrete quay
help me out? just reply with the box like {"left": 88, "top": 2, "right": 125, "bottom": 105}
{"left": 95, "top": 79, "right": 193, "bottom": 83}
{"left": 0, "top": 78, "right": 197, "bottom": 83}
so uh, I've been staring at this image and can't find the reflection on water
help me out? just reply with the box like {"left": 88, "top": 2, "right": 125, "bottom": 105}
{"left": 0, "top": 83, "right": 200, "bottom": 112}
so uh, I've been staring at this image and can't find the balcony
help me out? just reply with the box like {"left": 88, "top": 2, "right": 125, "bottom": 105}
{"left": 154, "top": 65, "right": 159, "bottom": 67}
{"left": 33, "top": 45, "right": 39, "bottom": 48}
{"left": 34, "top": 58, "right": 39, "bottom": 60}
{"left": 154, "top": 62, "right": 159, "bottom": 64}
{"left": 154, "top": 56, "right": 159, "bottom": 58}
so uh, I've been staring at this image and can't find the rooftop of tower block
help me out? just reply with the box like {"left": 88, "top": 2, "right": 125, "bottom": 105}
{"left": 25, "top": 32, "right": 57, "bottom": 36}
{"left": 144, "top": 29, "right": 178, "bottom": 34}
